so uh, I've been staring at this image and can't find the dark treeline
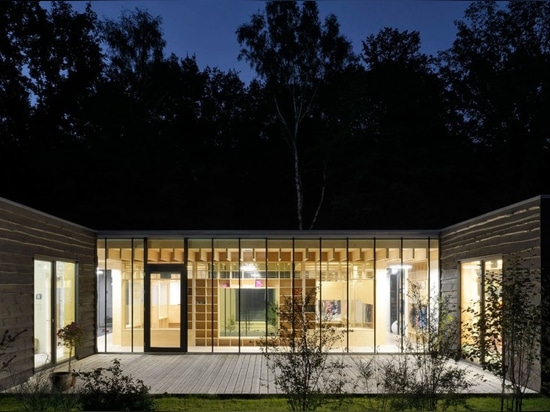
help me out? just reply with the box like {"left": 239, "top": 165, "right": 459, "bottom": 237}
{"left": 1, "top": 1, "right": 549, "bottom": 230}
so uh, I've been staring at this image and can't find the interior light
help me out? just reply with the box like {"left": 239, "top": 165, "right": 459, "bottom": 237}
{"left": 240, "top": 263, "right": 258, "bottom": 272}
{"left": 388, "top": 264, "right": 413, "bottom": 270}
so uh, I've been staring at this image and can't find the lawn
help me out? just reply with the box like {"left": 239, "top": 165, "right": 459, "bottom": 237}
{"left": 154, "top": 395, "right": 550, "bottom": 411}
{"left": 1, "top": 394, "right": 550, "bottom": 411}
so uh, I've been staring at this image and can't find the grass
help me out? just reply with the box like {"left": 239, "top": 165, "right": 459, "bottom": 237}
{"left": 152, "top": 395, "right": 550, "bottom": 411}
{"left": 1, "top": 394, "right": 550, "bottom": 411}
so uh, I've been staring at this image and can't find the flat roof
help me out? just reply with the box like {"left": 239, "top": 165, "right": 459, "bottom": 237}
{"left": 96, "top": 229, "right": 440, "bottom": 238}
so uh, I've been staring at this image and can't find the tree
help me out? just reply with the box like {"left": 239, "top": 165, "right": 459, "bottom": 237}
{"left": 0, "top": 0, "right": 102, "bottom": 151}
{"left": 325, "top": 27, "right": 471, "bottom": 230}
{"left": 0, "top": 1, "right": 35, "bottom": 150}
{"left": 101, "top": 7, "right": 165, "bottom": 99}
{"left": 260, "top": 289, "right": 350, "bottom": 411}
{"left": 0, "top": 1, "right": 105, "bottom": 223}
{"left": 438, "top": 0, "right": 550, "bottom": 206}
{"left": 462, "top": 254, "right": 541, "bottom": 411}
{"left": 237, "top": 1, "right": 354, "bottom": 229}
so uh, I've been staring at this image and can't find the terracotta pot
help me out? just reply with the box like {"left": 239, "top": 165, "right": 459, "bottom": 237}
{"left": 50, "top": 371, "right": 76, "bottom": 391}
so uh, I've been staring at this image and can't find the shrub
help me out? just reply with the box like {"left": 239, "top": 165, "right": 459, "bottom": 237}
{"left": 376, "top": 283, "right": 480, "bottom": 411}
{"left": 13, "top": 366, "right": 80, "bottom": 412}
{"left": 76, "top": 358, "right": 155, "bottom": 411}
{"left": 462, "top": 254, "right": 541, "bottom": 411}
{"left": 260, "top": 288, "right": 352, "bottom": 411}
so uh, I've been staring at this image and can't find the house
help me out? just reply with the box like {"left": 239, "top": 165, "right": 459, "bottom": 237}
{"left": 1, "top": 195, "right": 548, "bottom": 391}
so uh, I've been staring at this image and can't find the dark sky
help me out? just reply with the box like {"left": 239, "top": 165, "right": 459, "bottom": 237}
{"left": 69, "top": 0, "right": 471, "bottom": 82}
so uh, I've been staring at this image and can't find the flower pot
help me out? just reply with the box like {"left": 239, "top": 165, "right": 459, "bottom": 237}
{"left": 50, "top": 371, "right": 76, "bottom": 391}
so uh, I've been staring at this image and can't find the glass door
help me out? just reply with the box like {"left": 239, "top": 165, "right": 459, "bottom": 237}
{"left": 145, "top": 265, "right": 186, "bottom": 351}
{"left": 34, "top": 260, "right": 76, "bottom": 368}
{"left": 34, "top": 260, "right": 52, "bottom": 368}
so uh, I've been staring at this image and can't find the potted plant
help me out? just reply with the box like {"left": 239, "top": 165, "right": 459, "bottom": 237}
{"left": 51, "top": 321, "right": 83, "bottom": 390}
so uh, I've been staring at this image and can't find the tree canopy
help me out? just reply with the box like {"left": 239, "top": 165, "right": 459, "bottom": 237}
{"left": 0, "top": 0, "right": 548, "bottom": 230}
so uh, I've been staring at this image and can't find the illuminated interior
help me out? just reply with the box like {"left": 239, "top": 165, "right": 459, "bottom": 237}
{"left": 97, "top": 235, "right": 439, "bottom": 353}
{"left": 34, "top": 260, "right": 77, "bottom": 368}
{"left": 460, "top": 258, "right": 503, "bottom": 359}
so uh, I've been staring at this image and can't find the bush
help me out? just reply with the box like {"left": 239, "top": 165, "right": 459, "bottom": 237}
{"left": 375, "top": 283, "right": 480, "bottom": 411}
{"left": 14, "top": 367, "right": 80, "bottom": 412}
{"left": 260, "top": 288, "right": 352, "bottom": 411}
{"left": 76, "top": 358, "right": 155, "bottom": 411}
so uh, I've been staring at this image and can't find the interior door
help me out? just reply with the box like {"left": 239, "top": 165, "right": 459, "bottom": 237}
{"left": 145, "top": 265, "right": 186, "bottom": 351}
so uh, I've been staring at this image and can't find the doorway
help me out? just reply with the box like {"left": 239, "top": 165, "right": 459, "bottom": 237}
{"left": 144, "top": 265, "right": 187, "bottom": 351}
{"left": 34, "top": 260, "right": 77, "bottom": 368}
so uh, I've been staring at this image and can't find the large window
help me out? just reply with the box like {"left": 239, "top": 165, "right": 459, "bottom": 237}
{"left": 97, "top": 234, "right": 439, "bottom": 353}
{"left": 97, "top": 238, "right": 145, "bottom": 352}
{"left": 460, "top": 258, "right": 503, "bottom": 360}
{"left": 34, "top": 260, "right": 77, "bottom": 368}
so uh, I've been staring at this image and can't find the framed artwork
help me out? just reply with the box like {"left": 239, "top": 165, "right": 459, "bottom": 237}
{"left": 319, "top": 300, "right": 341, "bottom": 321}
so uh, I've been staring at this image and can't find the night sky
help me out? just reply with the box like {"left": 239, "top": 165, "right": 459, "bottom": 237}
{"left": 69, "top": 0, "right": 471, "bottom": 82}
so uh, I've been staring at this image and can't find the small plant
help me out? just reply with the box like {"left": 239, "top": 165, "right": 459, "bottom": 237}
{"left": 376, "top": 283, "right": 479, "bottom": 411}
{"left": 1, "top": 329, "right": 26, "bottom": 391}
{"left": 56, "top": 322, "right": 84, "bottom": 373}
{"left": 354, "top": 355, "right": 376, "bottom": 393}
{"left": 1, "top": 329, "right": 26, "bottom": 374}
{"left": 76, "top": 358, "right": 155, "bottom": 411}
{"left": 260, "top": 288, "right": 351, "bottom": 411}
{"left": 14, "top": 365, "right": 80, "bottom": 412}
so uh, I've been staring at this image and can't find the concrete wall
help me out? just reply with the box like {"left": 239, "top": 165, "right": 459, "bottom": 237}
{"left": 0, "top": 197, "right": 96, "bottom": 389}
{"left": 440, "top": 195, "right": 546, "bottom": 392}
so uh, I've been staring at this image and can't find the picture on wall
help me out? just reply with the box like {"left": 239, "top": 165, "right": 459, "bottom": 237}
{"left": 319, "top": 300, "right": 341, "bottom": 321}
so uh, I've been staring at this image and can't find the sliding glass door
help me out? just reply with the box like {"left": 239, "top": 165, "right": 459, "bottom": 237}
{"left": 34, "top": 260, "right": 77, "bottom": 368}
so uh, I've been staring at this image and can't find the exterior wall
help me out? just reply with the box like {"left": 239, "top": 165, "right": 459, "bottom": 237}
{"left": 540, "top": 196, "right": 550, "bottom": 393}
{"left": 1, "top": 193, "right": 548, "bottom": 392}
{"left": 440, "top": 195, "right": 545, "bottom": 391}
{"left": 0, "top": 197, "right": 96, "bottom": 389}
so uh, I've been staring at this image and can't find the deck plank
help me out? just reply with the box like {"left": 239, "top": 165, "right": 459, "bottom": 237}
{"left": 64, "top": 353, "right": 530, "bottom": 395}
{"left": 207, "top": 354, "right": 233, "bottom": 394}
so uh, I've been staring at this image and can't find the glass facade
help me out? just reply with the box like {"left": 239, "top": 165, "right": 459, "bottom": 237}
{"left": 97, "top": 233, "right": 439, "bottom": 353}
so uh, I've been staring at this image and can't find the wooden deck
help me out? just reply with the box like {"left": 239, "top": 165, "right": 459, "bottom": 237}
{"left": 68, "top": 353, "right": 519, "bottom": 395}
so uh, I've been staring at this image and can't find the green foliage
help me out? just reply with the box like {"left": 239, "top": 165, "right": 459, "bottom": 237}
{"left": 376, "top": 284, "right": 479, "bottom": 411}
{"left": 126, "top": 394, "right": 550, "bottom": 412}
{"left": 260, "top": 289, "right": 351, "bottom": 411}
{"left": 76, "top": 358, "right": 155, "bottom": 411}
{"left": 463, "top": 254, "right": 541, "bottom": 411}
{"left": 3, "top": 393, "right": 550, "bottom": 412}
{"left": 56, "top": 322, "right": 83, "bottom": 373}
